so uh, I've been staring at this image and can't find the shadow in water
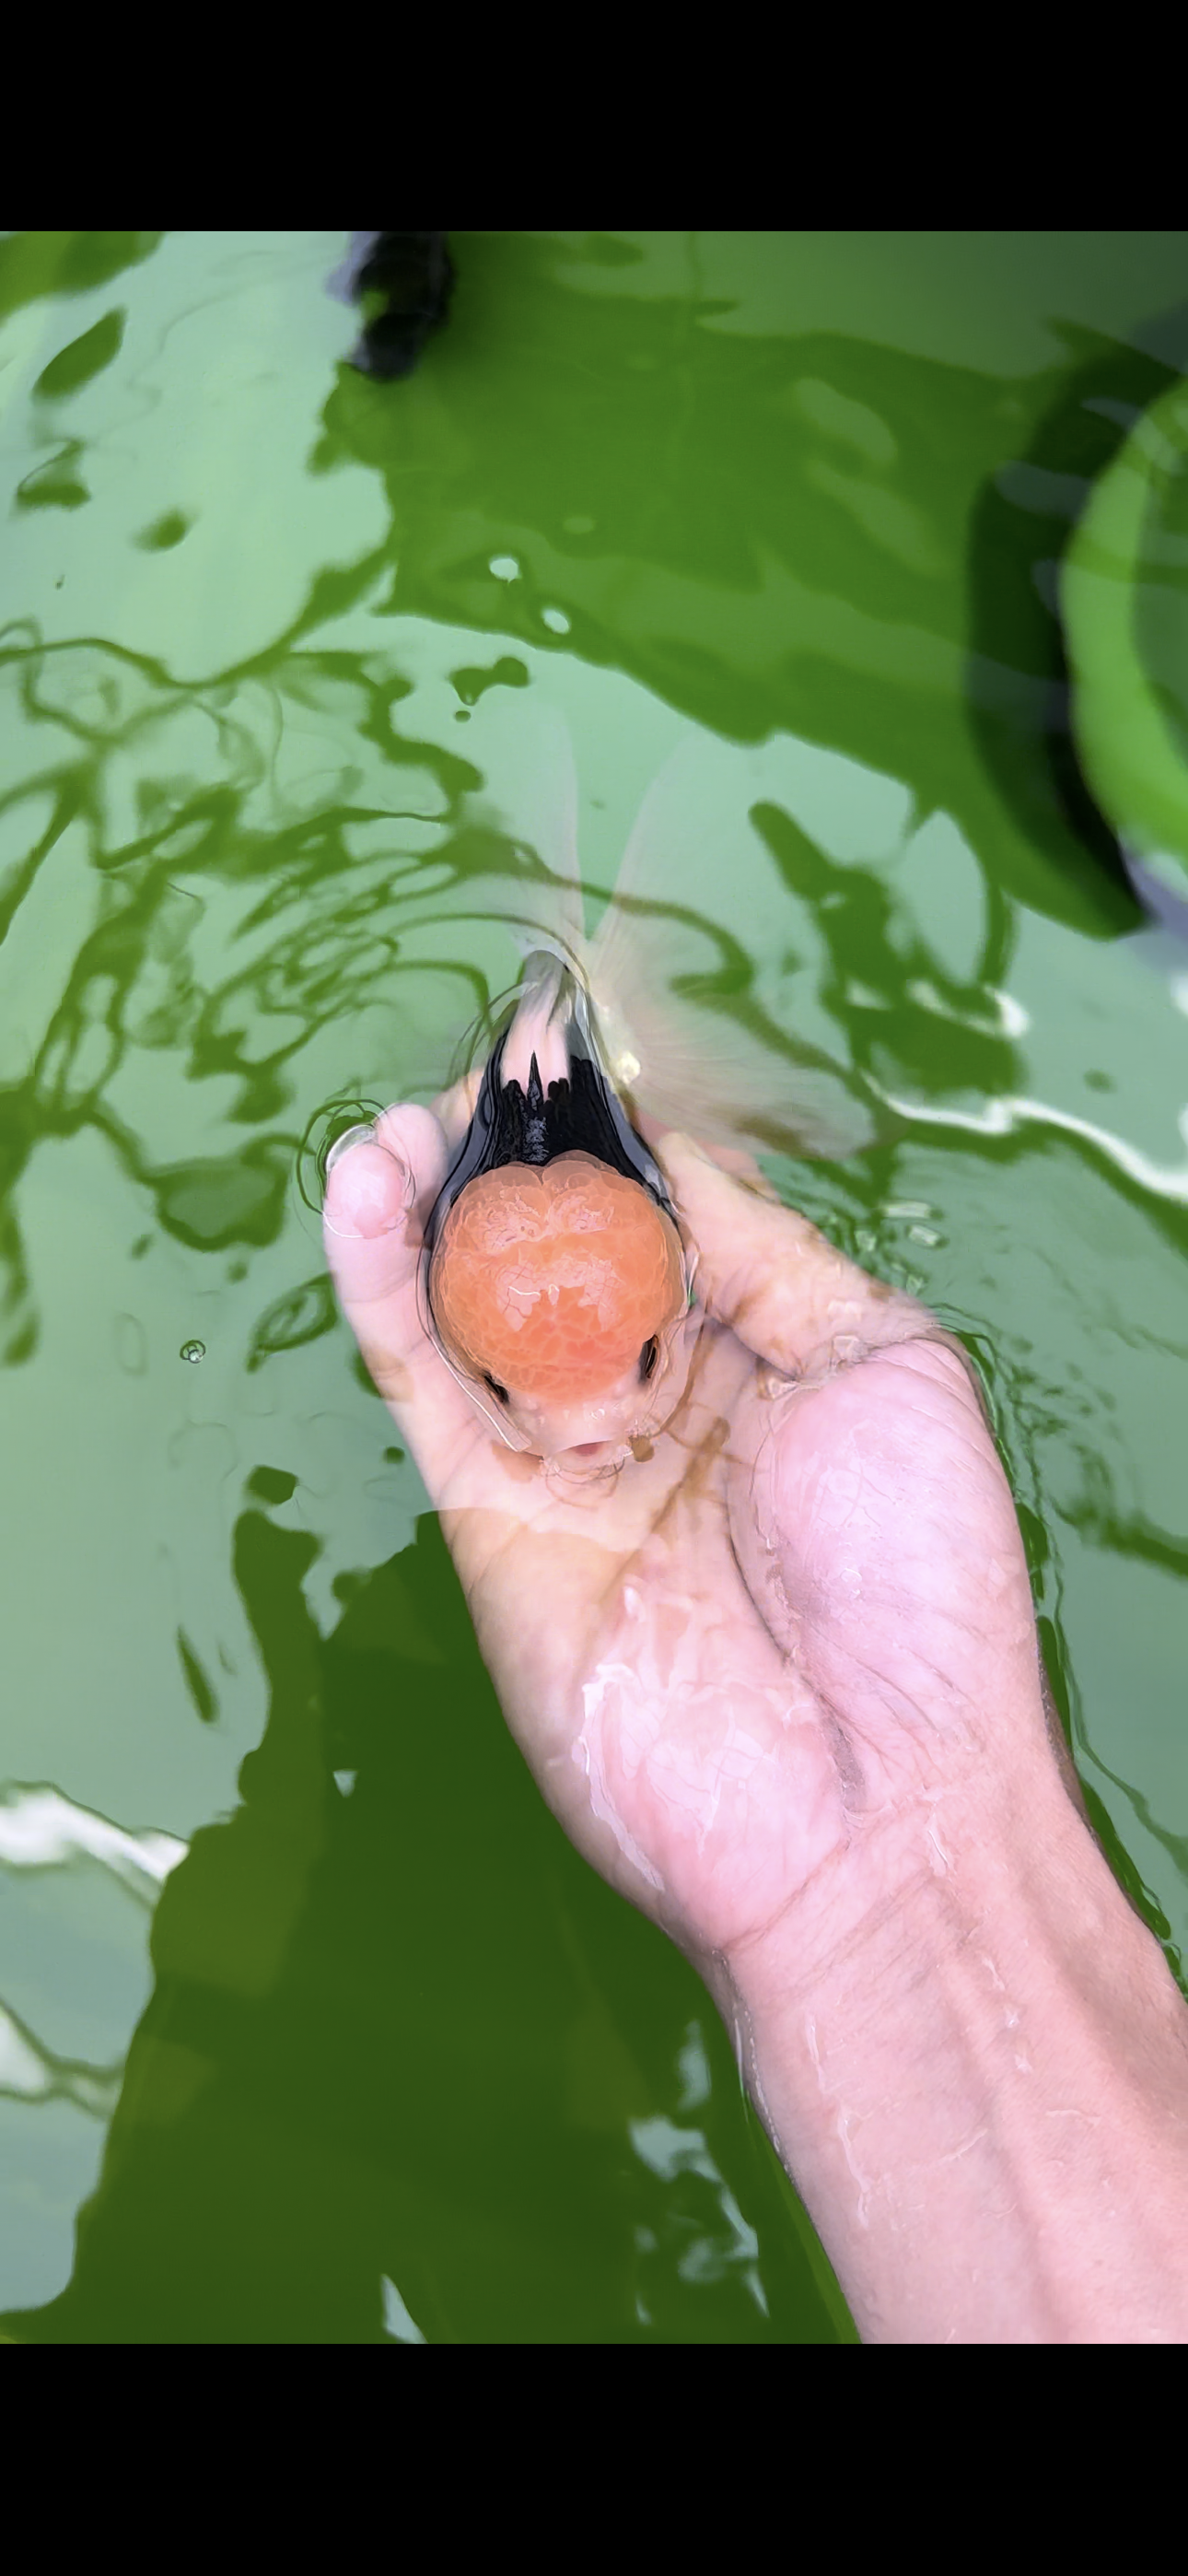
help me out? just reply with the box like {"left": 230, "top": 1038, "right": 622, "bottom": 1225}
{"left": 0, "top": 599, "right": 1040, "bottom": 1371}
{"left": 319, "top": 230, "right": 1168, "bottom": 935}
{"left": 6, "top": 237, "right": 1187, "bottom": 2336}
{"left": 2, "top": 1493, "right": 848, "bottom": 2344}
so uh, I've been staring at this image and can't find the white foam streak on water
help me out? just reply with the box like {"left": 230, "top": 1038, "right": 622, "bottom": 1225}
{"left": 0, "top": 1786, "right": 188, "bottom": 1891}
{"left": 629, "top": 2115, "right": 768, "bottom": 2312}
{"left": 876, "top": 1090, "right": 1188, "bottom": 1203}
{"left": 0, "top": 1790, "right": 184, "bottom": 2120}
{"left": 0, "top": 2007, "right": 48, "bottom": 2098}
{"left": 0, "top": 1996, "right": 122, "bottom": 2117}
{"left": 381, "top": 2276, "right": 427, "bottom": 2345}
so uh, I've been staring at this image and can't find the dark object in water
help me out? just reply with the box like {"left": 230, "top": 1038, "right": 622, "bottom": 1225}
{"left": 330, "top": 231, "right": 454, "bottom": 380}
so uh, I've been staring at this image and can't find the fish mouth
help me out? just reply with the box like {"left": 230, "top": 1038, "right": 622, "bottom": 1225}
{"left": 544, "top": 1438, "right": 627, "bottom": 1488}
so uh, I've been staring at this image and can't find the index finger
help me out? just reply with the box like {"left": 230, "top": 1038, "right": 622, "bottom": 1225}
{"left": 656, "top": 1131, "right": 926, "bottom": 1376}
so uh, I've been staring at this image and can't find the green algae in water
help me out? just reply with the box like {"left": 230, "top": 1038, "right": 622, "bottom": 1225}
{"left": 2, "top": 231, "right": 1188, "bottom": 2343}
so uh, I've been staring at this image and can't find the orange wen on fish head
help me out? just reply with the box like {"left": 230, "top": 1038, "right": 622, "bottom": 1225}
{"left": 429, "top": 1149, "right": 686, "bottom": 1403}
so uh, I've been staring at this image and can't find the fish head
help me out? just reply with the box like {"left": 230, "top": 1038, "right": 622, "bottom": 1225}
{"left": 423, "top": 954, "right": 697, "bottom": 1468}
{"left": 429, "top": 1151, "right": 693, "bottom": 1463}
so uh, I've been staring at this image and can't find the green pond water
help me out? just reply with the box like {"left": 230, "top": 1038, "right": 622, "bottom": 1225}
{"left": 2, "top": 230, "right": 1188, "bottom": 2345}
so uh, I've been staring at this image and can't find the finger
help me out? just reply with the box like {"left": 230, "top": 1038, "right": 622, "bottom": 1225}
{"left": 430, "top": 1067, "right": 483, "bottom": 1152}
{"left": 323, "top": 1104, "right": 483, "bottom": 1489}
{"left": 656, "top": 1130, "right": 925, "bottom": 1376}
{"left": 693, "top": 1143, "right": 781, "bottom": 1198}
{"left": 323, "top": 1104, "right": 439, "bottom": 1321}
{"left": 633, "top": 1108, "right": 781, "bottom": 1200}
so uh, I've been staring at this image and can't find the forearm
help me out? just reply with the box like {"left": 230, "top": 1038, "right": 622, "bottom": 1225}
{"left": 728, "top": 1756, "right": 1188, "bottom": 2343}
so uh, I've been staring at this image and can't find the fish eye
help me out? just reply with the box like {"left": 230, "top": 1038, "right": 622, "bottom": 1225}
{"left": 639, "top": 1337, "right": 659, "bottom": 1382}
{"left": 483, "top": 1373, "right": 509, "bottom": 1404}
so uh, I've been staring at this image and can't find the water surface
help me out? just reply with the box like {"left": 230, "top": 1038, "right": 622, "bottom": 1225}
{"left": 2, "top": 230, "right": 1187, "bottom": 2341}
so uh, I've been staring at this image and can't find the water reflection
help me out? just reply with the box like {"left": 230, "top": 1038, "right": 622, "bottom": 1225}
{"left": 965, "top": 304, "right": 1188, "bottom": 918}
{"left": 0, "top": 1785, "right": 184, "bottom": 2310}
{"left": 3, "top": 231, "right": 1188, "bottom": 2340}
{"left": 3, "top": 1493, "right": 843, "bottom": 2343}
{"left": 0, "top": 610, "right": 1043, "bottom": 1370}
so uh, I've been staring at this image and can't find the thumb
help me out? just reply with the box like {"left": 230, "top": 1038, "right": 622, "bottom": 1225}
{"left": 321, "top": 1102, "right": 544, "bottom": 1508}
{"left": 322, "top": 1104, "right": 458, "bottom": 1426}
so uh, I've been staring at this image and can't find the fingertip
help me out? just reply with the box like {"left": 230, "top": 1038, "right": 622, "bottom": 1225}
{"left": 654, "top": 1131, "right": 740, "bottom": 1212}
{"left": 322, "top": 1103, "right": 453, "bottom": 1311}
{"left": 656, "top": 1130, "right": 780, "bottom": 1199}
{"left": 373, "top": 1102, "right": 450, "bottom": 1203}
{"left": 428, "top": 1070, "right": 483, "bottom": 1152}
{"left": 323, "top": 1136, "right": 413, "bottom": 1243}
{"left": 650, "top": 1128, "right": 709, "bottom": 1180}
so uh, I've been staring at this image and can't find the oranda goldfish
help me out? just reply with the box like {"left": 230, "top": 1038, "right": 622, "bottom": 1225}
{"left": 422, "top": 949, "right": 694, "bottom": 1467}
{"left": 413, "top": 726, "right": 873, "bottom": 1474}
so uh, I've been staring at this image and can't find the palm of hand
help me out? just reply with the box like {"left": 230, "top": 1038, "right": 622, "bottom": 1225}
{"left": 325, "top": 1107, "right": 1042, "bottom": 1970}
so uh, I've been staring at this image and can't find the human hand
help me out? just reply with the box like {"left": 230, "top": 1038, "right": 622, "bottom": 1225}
{"left": 323, "top": 1093, "right": 1056, "bottom": 1987}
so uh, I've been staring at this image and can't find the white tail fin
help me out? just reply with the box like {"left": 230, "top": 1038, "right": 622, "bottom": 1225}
{"left": 392, "top": 704, "right": 874, "bottom": 1159}
{"left": 584, "top": 732, "right": 874, "bottom": 1159}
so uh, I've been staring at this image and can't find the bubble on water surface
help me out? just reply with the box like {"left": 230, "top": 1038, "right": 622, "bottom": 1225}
{"left": 180, "top": 1340, "right": 204, "bottom": 1364}
{"left": 489, "top": 554, "right": 520, "bottom": 581}
{"left": 298, "top": 1096, "right": 386, "bottom": 1213}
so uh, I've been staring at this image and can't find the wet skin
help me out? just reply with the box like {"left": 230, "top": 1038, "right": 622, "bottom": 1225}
{"left": 324, "top": 1084, "right": 1047, "bottom": 1965}
{"left": 325, "top": 1091, "right": 1188, "bottom": 2340}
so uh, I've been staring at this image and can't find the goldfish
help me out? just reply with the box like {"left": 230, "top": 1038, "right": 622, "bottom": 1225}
{"left": 422, "top": 948, "right": 693, "bottom": 1465}
{"left": 412, "top": 723, "right": 874, "bottom": 1472}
